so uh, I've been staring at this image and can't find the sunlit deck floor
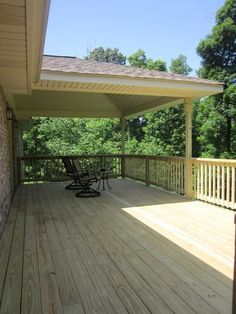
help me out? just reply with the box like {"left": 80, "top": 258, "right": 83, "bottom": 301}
{"left": 0, "top": 179, "right": 234, "bottom": 313}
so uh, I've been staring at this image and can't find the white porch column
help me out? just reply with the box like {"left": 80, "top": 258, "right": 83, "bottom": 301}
{"left": 184, "top": 98, "right": 193, "bottom": 198}
{"left": 120, "top": 117, "right": 125, "bottom": 154}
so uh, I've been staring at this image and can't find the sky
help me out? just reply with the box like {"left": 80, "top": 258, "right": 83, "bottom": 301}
{"left": 44, "top": 0, "right": 225, "bottom": 74}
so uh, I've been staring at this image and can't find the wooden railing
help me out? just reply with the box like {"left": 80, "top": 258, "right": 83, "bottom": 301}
{"left": 124, "top": 155, "right": 185, "bottom": 195}
{"left": 17, "top": 154, "right": 236, "bottom": 210}
{"left": 17, "top": 155, "right": 122, "bottom": 183}
{"left": 191, "top": 158, "right": 236, "bottom": 210}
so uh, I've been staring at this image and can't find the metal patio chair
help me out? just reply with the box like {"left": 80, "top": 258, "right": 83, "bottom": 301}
{"left": 72, "top": 159, "right": 101, "bottom": 197}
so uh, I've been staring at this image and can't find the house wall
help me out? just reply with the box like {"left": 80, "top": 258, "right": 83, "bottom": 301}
{"left": 0, "top": 87, "right": 13, "bottom": 237}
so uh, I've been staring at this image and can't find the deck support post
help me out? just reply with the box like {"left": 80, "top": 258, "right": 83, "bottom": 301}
{"left": 120, "top": 118, "right": 126, "bottom": 178}
{"left": 184, "top": 98, "right": 193, "bottom": 198}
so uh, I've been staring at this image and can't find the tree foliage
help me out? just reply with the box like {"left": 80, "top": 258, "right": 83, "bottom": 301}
{"left": 141, "top": 53, "right": 191, "bottom": 156}
{"left": 23, "top": 118, "right": 121, "bottom": 156}
{"left": 85, "top": 47, "right": 126, "bottom": 64}
{"left": 170, "top": 55, "right": 192, "bottom": 75}
{"left": 128, "top": 49, "right": 167, "bottom": 71}
{"left": 196, "top": 0, "right": 236, "bottom": 157}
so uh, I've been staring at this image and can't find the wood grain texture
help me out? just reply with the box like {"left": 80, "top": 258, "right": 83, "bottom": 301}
{"left": 0, "top": 187, "right": 26, "bottom": 314}
{"left": 21, "top": 185, "right": 42, "bottom": 314}
{"left": 0, "top": 179, "right": 233, "bottom": 313}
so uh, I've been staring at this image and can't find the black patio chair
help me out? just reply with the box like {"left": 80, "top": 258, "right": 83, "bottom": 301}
{"left": 62, "top": 157, "right": 101, "bottom": 197}
{"left": 72, "top": 159, "right": 101, "bottom": 197}
{"left": 62, "top": 157, "right": 83, "bottom": 190}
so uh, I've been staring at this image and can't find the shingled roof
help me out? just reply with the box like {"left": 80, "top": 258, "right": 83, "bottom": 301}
{"left": 42, "top": 55, "right": 222, "bottom": 86}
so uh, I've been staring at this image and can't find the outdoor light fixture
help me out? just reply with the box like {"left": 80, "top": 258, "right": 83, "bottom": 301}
{"left": 6, "top": 107, "right": 14, "bottom": 120}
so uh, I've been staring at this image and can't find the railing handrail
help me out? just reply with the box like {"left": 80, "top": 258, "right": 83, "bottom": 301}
{"left": 18, "top": 154, "right": 236, "bottom": 163}
{"left": 18, "top": 154, "right": 123, "bottom": 160}
{"left": 18, "top": 154, "right": 187, "bottom": 160}
{"left": 190, "top": 157, "right": 236, "bottom": 164}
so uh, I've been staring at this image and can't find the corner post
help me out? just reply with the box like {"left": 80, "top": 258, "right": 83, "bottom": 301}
{"left": 184, "top": 98, "right": 193, "bottom": 198}
{"left": 120, "top": 118, "right": 126, "bottom": 178}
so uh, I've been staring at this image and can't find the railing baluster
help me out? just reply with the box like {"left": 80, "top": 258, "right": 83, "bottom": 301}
{"left": 204, "top": 164, "right": 207, "bottom": 201}
{"left": 226, "top": 166, "right": 230, "bottom": 208}
{"left": 222, "top": 165, "right": 225, "bottom": 206}
{"left": 213, "top": 165, "right": 216, "bottom": 203}
{"left": 217, "top": 165, "right": 220, "bottom": 205}
{"left": 197, "top": 163, "right": 200, "bottom": 199}
{"left": 232, "top": 167, "right": 236, "bottom": 209}
{"left": 208, "top": 164, "right": 211, "bottom": 201}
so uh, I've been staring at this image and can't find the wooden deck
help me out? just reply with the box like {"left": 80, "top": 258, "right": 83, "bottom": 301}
{"left": 0, "top": 179, "right": 234, "bottom": 313}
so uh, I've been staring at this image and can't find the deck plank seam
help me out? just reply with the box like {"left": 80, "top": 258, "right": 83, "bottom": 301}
{"left": 40, "top": 183, "right": 87, "bottom": 312}
{"left": 0, "top": 187, "right": 21, "bottom": 310}
{"left": 19, "top": 185, "right": 28, "bottom": 314}
{"left": 104, "top": 190, "right": 233, "bottom": 289}
{"left": 58, "top": 181, "right": 231, "bottom": 312}
{"left": 50, "top": 183, "right": 151, "bottom": 314}
{"left": 47, "top": 183, "right": 119, "bottom": 313}
{"left": 90, "top": 192, "right": 231, "bottom": 311}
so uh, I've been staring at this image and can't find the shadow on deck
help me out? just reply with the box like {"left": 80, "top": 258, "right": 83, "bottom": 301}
{"left": 0, "top": 178, "right": 233, "bottom": 313}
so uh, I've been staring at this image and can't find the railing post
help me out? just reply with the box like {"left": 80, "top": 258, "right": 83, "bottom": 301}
{"left": 186, "top": 157, "right": 193, "bottom": 198}
{"left": 121, "top": 155, "right": 126, "bottom": 179}
{"left": 146, "top": 157, "right": 150, "bottom": 186}
{"left": 233, "top": 214, "right": 236, "bottom": 314}
{"left": 17, "top": 157, "right": 22, "bottom": 185}
{"left": 185, "top": 157, "right": 193, "bottom": 198}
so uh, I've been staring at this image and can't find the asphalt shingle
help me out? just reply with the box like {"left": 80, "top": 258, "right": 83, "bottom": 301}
{"left": 42, "top": 55, "right": 222, "bottom": 86}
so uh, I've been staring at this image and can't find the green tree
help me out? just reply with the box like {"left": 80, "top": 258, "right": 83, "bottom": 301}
{"left": 128, "top": 49, "right": 147, "bottom": 67}
{"left": 170, "top": 55, "right": 192, "bottom": 75}
{"left": 196, "top": 0, "right": 236, "bottom": 157}
{"left": 85, "top": 47, "right": 126, "bottom": 64}
{"left": 132, "top": 53, "right": 191, "bottom": 156}
{"left": 147, "top": 59, "right": 167, "bottom": 71}
{"left": 126, "top": 50, "right": 168, "bottom": 150}
{"left": 128, "top": 49, "right": 167, "bottom": 71}
{"left": 23, "top": 118, "right": 121, "bottom": 156}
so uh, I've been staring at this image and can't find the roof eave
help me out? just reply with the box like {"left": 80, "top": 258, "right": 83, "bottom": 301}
{"left": 38, "top": 70, "right": 224, "bottom": 98}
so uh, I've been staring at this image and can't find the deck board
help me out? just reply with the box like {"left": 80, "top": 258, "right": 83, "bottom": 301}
{"left": 0, "top": 179, "right": 234, "bottom": 313}
{"left": 0, "top": 186, "right": 25, "bottom": 314}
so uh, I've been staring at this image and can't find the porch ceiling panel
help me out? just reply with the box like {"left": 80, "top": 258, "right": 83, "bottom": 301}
{"left": 15, "top": 90, "right": 122, "bottom": 118}
{"left": 105, "top": 93, "right": 159, "bottom": 111}
{"left": 14, "top": 89, "right": 183, "bottom": 119}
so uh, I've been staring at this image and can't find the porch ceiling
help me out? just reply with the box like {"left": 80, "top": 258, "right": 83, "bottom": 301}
{"left": 15, "top": 90, "right": 181, "bottom": 119}
{"left": 14, "top": 55, "right": 224, "bottom": 119}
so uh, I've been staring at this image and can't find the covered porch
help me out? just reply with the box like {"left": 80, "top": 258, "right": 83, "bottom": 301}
{"left": 2, "top": 54, "right": 235, "bottom": 313}
{"left": 0, "top": 178, "right": 233, "bottom": 313}
{"left": 0, "top": 2, "right": 235, "bottom": 313}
